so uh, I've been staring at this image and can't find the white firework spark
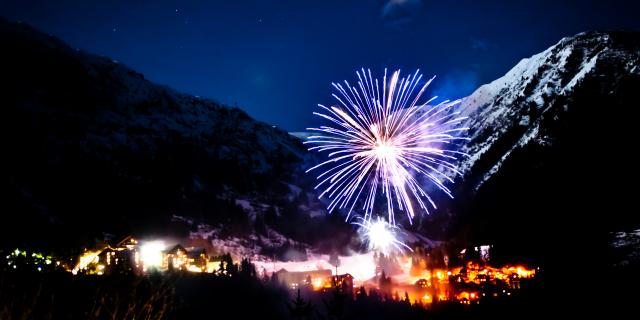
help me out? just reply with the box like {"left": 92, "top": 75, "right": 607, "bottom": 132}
{"left": 306, "top": 68, "right": 468, "bottom": 225}
{"left": 354, "top": 217, "right": 411, "bottom": 254}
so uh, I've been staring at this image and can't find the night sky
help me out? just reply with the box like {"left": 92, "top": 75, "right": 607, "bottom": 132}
{"left": 1, "top": 0, "right": 639, "bottom": 131}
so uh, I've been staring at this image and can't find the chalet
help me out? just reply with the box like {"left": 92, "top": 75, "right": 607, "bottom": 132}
{"left": 163, "top": 244, "right": 188, "bottom": 271}
{"left": 162, "top": 245, "right": 210, "bottom": 272}
{"left": 186, "top": 247, "right": 208, "bottom": 271}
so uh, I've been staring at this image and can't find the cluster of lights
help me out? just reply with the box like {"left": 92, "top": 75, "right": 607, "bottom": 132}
{"left": 70, "top": 238, "right": 219, "bottom": 276}
{"left": 5, "top": 248, "right": 58, "bottom": 272}
{"left": 296, "top": 273, "right": 354, "bottom": 292}
{"left": 139, "top": 241, "right": 166, "bottom": 271}
{"left": 397, "top": 259, "right": 537, "bottom": 305}
{"left": 72, "top": 250, "right": 102, "bottom": 274}
{"left": 453, "top": 262, "right": 536, "bottom": 286}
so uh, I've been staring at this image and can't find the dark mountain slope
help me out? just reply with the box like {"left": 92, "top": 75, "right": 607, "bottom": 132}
{"left": 0, "top": 18, "right": 346, "bottom": 251}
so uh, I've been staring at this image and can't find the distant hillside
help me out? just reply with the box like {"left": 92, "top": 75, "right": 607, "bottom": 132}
{"left": 0, "top": 18, "right": 353, "bottom": 254}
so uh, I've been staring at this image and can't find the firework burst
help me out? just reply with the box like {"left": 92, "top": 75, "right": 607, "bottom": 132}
{"left": 306, "top": 68, "right": 468, "bottom": 225}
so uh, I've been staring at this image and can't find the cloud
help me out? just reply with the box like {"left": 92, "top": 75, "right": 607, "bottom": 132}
{"left": 430, "top": 70, "right": 480, "bottom": 101}
{"left": 381, "top": 0, "right": 424, "bottom": 29}
{"left": 470, "top": 37, "right": 489, "bottom": 52}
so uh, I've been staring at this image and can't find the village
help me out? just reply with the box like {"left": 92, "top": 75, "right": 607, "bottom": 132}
{"left": 3, "top": 235, "right": 538, "bottom": 307}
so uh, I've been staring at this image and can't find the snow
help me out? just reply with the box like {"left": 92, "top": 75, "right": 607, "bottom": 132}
{"left": 612, "top": 229, "right": 640, "bottom": 248}
{"left": 307, "top": 209, "right": 326, "bottom": 218}
{"left": 611, "top": 229, "right": 640, "bottom": 266}
{"left": 454, "top": 33, "right": 616, "bottom": 188}
{"left": 562, "top": 52, "right": 601, "bottom": 93}
{"left": 171, "top": 214, "right": 194, "bottom": 225}
{"left": 289, "top": 131, "right": 315, "bottom": 141}
{"left": 189, "top": 223, "right": 308, "bottom": 262}
{"left": 235, "top": 199, "right": 254, "bottom": 212}
{"left": 556, "top": 46, "right": 574, "bottom": 70}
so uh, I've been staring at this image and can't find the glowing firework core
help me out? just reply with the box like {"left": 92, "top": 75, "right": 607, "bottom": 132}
{"left": 356, "top": 218, "right": 411, "bottom": 254}
{"left": 373, "top": 140, "right": 398, "bottom": 159}
{"left": 140, "top": 241, "right": 165, "bottom": 270}
{"left": 367, "top": 219, "right": 394, "bottom": 252}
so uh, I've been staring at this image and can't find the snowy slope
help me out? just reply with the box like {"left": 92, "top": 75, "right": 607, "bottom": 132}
{"left": 456, "top": 31, "right": 640, "bottom": 191}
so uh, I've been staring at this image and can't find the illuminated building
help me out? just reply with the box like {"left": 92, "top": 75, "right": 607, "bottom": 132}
{"left": 274, "top": 268, "right": 333, "bottom": 290}
{"left": 163, "top": 244, "right": 188, "bottom": 271}
{"left": 330, "top": 273, "right": 354, "bottom": 294}
{"left": 73, "top": 236, "right": 140, "bottom": 275}
{"left": 162, "top": 245, "right": 209, "bottom": 272}
{"left": 70, "top": 236, "right": 219, "bottom": 275}
{"left": 186, "top": 248, "right": 208, "bottom": 272}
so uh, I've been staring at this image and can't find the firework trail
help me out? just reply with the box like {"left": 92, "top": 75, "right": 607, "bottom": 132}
{"left": 306, "top": 68, "right": 467, "bottom": 225}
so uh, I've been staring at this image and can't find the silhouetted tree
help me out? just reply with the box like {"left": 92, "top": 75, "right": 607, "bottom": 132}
{"left": 404, "top": 291, "right": 411, "bottom": 306}
{"left": 239, "top": 258, "right": 257, "bottom": 278}
{"left": 217, "top": 257, "right": 225, "bottom": 275}
{"left": 288, "top": 289, "right": 313, "bottom": 320}
{"left": 322, "top": 288, "right": 345, "bottom": 320}
{"left": 378, "top": 271, "right": 392, "bottom": 296}
{"left": 355, "top": 286, "right": 367, "bottom": 302}
{"left": 221, "top": 253, "right": 236, "bottom": 276}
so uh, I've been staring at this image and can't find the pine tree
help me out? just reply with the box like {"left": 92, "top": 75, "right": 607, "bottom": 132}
{"left": 222, "top": 253, "right": 236, "bottom": 276}
{"left": 378, "top": 271, "right": 392, "bottom": 296}
{"left": 217, "top": 257, "right": 225, "bottom": 275}
{"left": 355, "top": 286, "right": 368, "bottom": 302}
{"left": 404, "top": 291, "right": 411, "bottom": 306}
{"left": 288, "top": 289, "right": 313, "bottom": 320}
{"left": 239, "top": 258, "right": 256, "bottom": 278}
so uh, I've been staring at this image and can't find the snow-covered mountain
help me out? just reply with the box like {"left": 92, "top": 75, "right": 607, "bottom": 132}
{"left": 429, "top": 30, "right": 640, "bottom": 266}
{"left": 457, "top": 31, "right": 639, "bottom": 191}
